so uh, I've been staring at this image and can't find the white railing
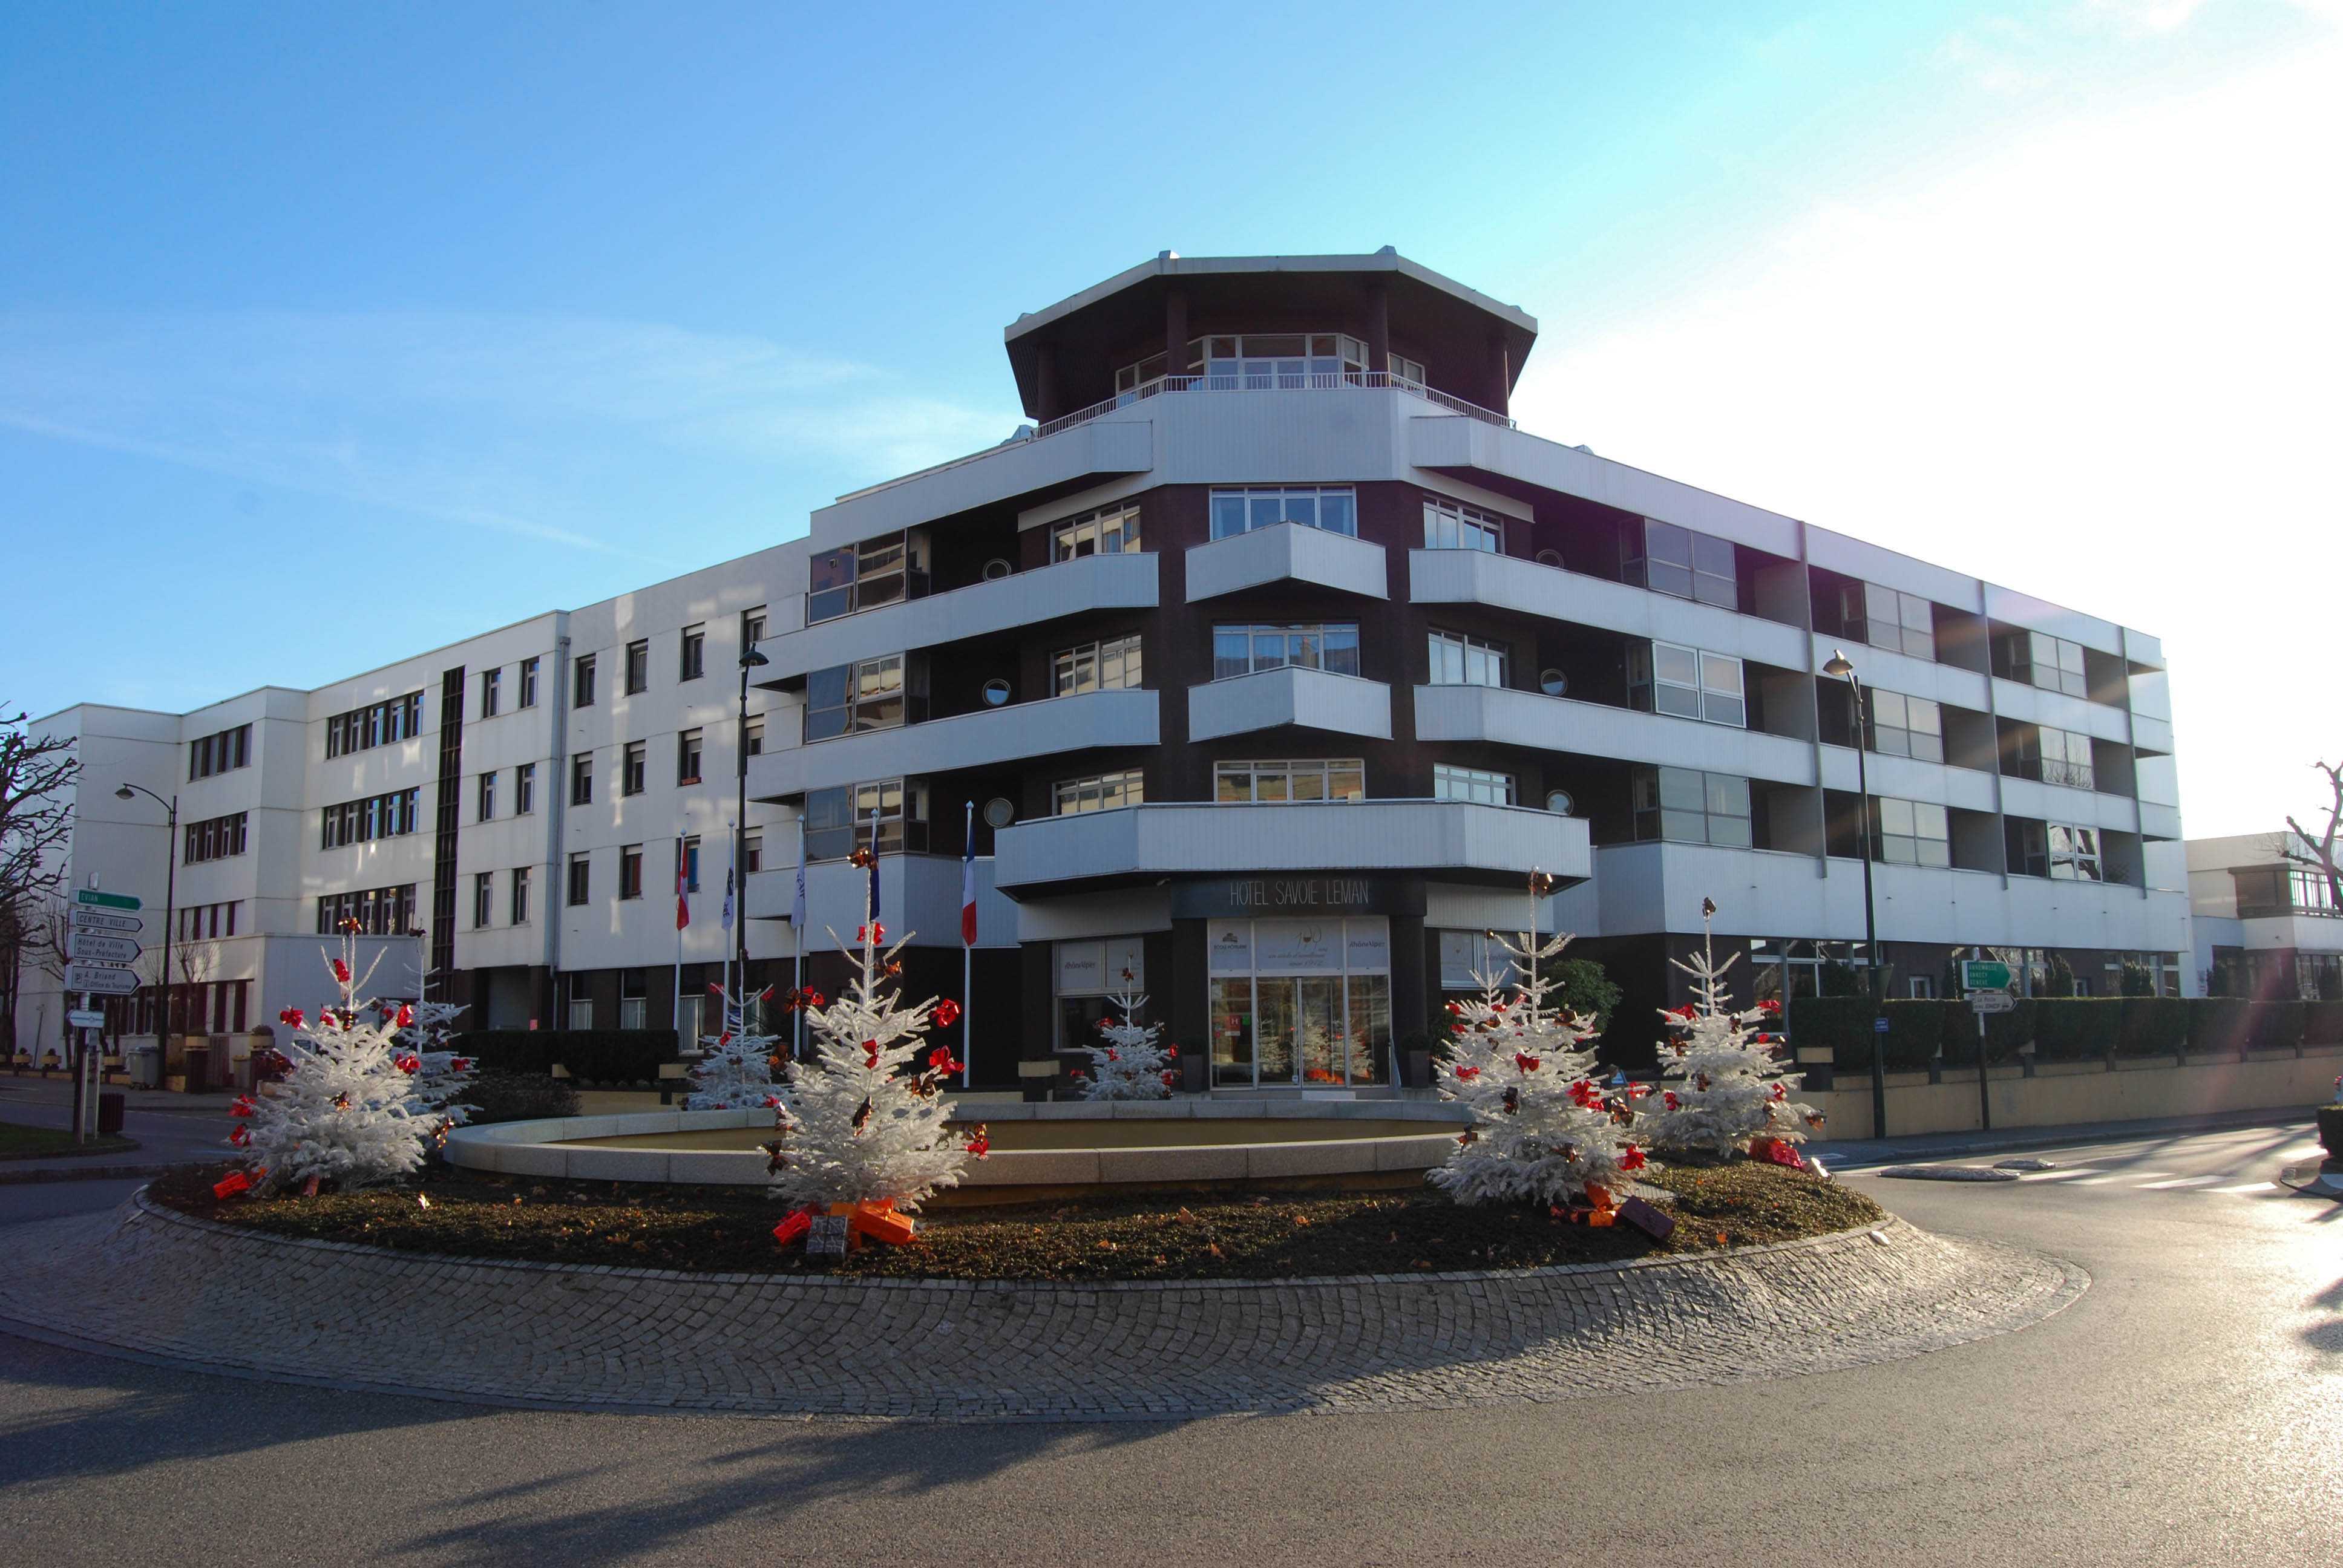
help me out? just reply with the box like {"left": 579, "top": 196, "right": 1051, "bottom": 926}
{"left": 1035, "top": 371, "right": 1515, "bottom": 439}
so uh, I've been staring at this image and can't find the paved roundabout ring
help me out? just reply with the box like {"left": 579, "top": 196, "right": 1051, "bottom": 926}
{"left": 0, "top": 1191, "right": 2087, "bottom": 1422}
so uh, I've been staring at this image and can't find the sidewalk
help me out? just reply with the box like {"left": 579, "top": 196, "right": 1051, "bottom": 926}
{"left": 1810, "top": 1106, "right": 2318, "bottom": 1170}
{"left": 0, "top": 1077, "right": 232, "bottom": 1183}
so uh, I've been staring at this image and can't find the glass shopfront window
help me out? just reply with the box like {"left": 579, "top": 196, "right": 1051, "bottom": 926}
{"left": 1207, "top": 917, "right": 1391, "bottom": 1086}
{"left": 1054, "top": 937, "right": 1147, "bottom": 1052}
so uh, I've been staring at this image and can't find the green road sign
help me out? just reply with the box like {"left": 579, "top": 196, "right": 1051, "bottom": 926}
{"left": 1961, "top": 959, "right": 2012, "bottom": 991}
{"left": 73, "top": 889, "right": 141, "bottom": 911}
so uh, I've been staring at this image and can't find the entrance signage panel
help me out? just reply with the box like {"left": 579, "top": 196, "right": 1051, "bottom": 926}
{"left": 1174, "top": 875, "right": 1397, "bottom": 920}
{"left": 1251, "top": 920, "right": 1342, "bottom": 974}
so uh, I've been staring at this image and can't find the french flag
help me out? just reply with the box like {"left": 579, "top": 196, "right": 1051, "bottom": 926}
{"left": 960, "top": 801, "right": 977, "bottom": 947}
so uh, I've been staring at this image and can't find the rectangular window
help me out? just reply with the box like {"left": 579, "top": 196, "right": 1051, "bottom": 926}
{"left": 2016, "top": 821, "right": 2105, "bottom": 881}
{"left": 682, "top": 835, "right": 701, "bottom": 893}
{"left": 808, "top": 530, "right": 925, "bottom": 622}
{"left": 567, "top": 975, "right": 594, "bottom": 1031}
{"left": 1207, "top": 488, "right": 1357, "bottom": 541}
{"left": 574, "top": 655, "right": 597, "bottom": 707}
{"left": 1866, "top": 690, "right": 1944, "bottom": 763}
{"left": 1213, "top": 759, "right": 1366, "bottom": 803}
{"left": 2037, "top": 726, "right": 2096, "bottom": 791}
{"left": 618, "top": 971, "right": 647, "bottom": 1031}
{"left": 477, "top": 771, "right": 496, "bottom": 821}
{"left": 1997, "top": 630, "right": 2089, "bottom": 698}
{"left": 1050, "top": 504, "right": 1144, "bottom": 559}
{"left": 677, "top": 728, "right": 703, "bottom": 785}
{"left": 323, "top": 694, "right": 423, "bottom": 759}
{"left": 1054, "top": 769, "right": 1145, "bottom": 815}
{"left": 743, "top": 832, "right": 762, "bottom": 874}
{"left": 473, "top": 871, "right": 494, "bottom": 929}
{"left": 1053, "top": 635, "right": 1143, "bottom": 697}
{"left": 1632, "top": 766, "right": 1752, "bottom": 848}
{"left": 624, "top": 640, "right": 649, "bottom": 695}
{"left": 313, "top": 884, "right": 416, "bottom": 936}
{"left": 571, "top": 753, "right": 593, "bottom": 806}
{"left": 1389, "top": 351, "right": 1427, "bottom": 387}
{"left": 742, "top": 606, "right": 767, "bottom": 649}
{"left": 619, "top": 845, "right": 643, "bottom": 900}
{"left": 1433, "top": 764, "right": 1514, "bottom": 806}
{"left": 1872, "top": 797, "right": 1951, "bottom": 867}
{"left": 568, "top": 853, "right": 591, "bottom": 906}
{"left": 1427, "top": 630, "right": 1507, "bottom": 688}
{"left": 515, "top": 762, "right": 536, "bottom": 815}
{"left": 803, "top": 653, "right": 913, "bottom": 742}
{"left": 679, "top": 625, "right": 705, "bottom": 682}
{"left": 1850, "top": 581, "right": 1937, "bottom": 662}
{"left": 188, "top": 724, "right": 252, "bottom": 780}
{"left": 621, "top": 740, "right": 646, "bottom": 796}
{"left": 1629, "top": 641, "right": 1744, "bottom": 727}
{"left": 1421, "top": 497, "right": 1502, "bottom": 552}
{"left": 744, "top": 719, "right": 764, "bottom": 757}
{"left": 479, "top": 667, "right": 501, "bottom": 718}
{"left": 1625, "top": 518, "right": 1735, "bottom": 608}
{"left": 1211, "top": 623, "right": 1362, "bottom": 681}
{"left": 802, "top": 779, "right": 929, "bottom": 860}
{"left": 511, "top": 866, "right": 531, "bottom": 926}
{"left": 519, "top": 656, "right": 539, "bottom": 708}
{"left": 318, "top": 791, "right": 419, "bottom": 850}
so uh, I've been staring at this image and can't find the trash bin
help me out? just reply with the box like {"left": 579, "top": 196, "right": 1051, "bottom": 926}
{"left": 97, "top": 1091, "right": 125, "bottom": 1137}
{"left": 127, "top": 1044, "right": 161, "bottom": 1088}
{"left": 182, "top": 1045, "right": 214, "bottom": 1092}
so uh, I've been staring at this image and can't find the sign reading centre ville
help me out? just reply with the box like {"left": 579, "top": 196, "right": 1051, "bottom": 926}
{"left": 1172, "top": 875, "right": 1396, "bottom": 921}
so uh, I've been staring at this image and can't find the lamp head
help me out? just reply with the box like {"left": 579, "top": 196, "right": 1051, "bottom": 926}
{"left": 1823, "top": 650, "right": 1856, "bottom": 679}
{"left": 114, "top": 784, "right": 135, "bottom": 800}
{"left": 740, "top": 648, "right": 770, "bottom": 668}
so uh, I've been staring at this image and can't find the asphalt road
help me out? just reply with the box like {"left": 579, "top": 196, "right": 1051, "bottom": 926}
{"left": 1, "top": 1125, "right": 2336, "bottom": 1566}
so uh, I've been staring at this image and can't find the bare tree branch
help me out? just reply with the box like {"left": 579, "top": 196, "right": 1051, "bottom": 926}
{"left": 2282, "top": 758, "right": 2343, "bottom": 913}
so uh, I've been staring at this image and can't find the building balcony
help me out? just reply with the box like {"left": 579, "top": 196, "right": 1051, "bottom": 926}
{"left": 745, "top": 853, "right": 1017, "bottom": 952}
{"left": 1188, "top": 667, "right": 1393, "bottom": 743}
{"left": 1803, "top": 635, "right": 1991, "bottom": 713}
{"left": 1411, "top": 549, "right": 1809, "bottom": 670}
{"left": 810, "top": 416, "right": 1153, "bottom": 552}
{"left": 1412, "top": 684, "right": 1819, "bottom": 789}
{"left": 1817, "top": 746, "right": 1999, "bottom": 814}
{"left": 1035, "top": 370, "right": 1513, "bottom": 440}
{"left": 993, "top": 799, "right": 1591, "bottom": 897}
{"left": 1996, "top": 776, "right": 2140, "bottom": 835}
{"left": 748, "top": 688, "right": 1159, "bottom": 799}
{"left": 1988, "top": 678, "right": 2131, "bottom": 746}
{"left": 1185, "top": 521, "right": 1388, "bottom": 603}
{"left": 759, "top": 553, "right": 1159, "bottom": 683}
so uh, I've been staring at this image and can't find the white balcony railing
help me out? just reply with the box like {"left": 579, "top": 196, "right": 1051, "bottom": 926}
{"left": 1036, "top": 371, "right": 1514, "bottom": 439}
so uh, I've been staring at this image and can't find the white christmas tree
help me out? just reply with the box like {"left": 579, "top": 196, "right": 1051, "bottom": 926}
{"left": 1645, "top": 903, "right": 1822, "bottom": 1158}
{"left": 764, "top": 884, "right": 980, "bottom": 1217}
{"left": 227, "top": 927, "right": 445, "bottom": 1194}
{"left": 391, "top": 966, "right": 477, "bottom": 1130}
{"left": 687, "top": 981, "right": 797, "bottom": 1114}
{"left": 1429, "top": 928, "right": 1648, "bottom": 1208}
{"left": 1073, "top": 987, "right": 1177, "bottom": 1100}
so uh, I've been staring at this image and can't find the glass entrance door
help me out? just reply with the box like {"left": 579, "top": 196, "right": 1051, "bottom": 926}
{"left": 1255, "top": 980, "right": 1297, "bottom": 1083}
{"left": 1297, "top": 978, "right": 1343, "bottom": 1085}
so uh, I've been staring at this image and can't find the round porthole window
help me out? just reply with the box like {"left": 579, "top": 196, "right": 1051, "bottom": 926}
{"left": 1535, "top": 549, "right": 1564, "bottom": 570}
{"left": 981, "top": 678, "right": 1011, "bottom": 707}
{"left": 1545, "top": 789, "right": 1575, "bottom": 815}
{"left": 982, "top": 797, "right": 1016, "bottom": 829}
{"left": 981, "top": 558, "right": 1013, "bottom": 582}
{"left": 1539, "top": 668, "right": 1568, "bottom": 697}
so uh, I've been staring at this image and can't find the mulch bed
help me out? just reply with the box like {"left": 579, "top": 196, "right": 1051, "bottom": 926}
{"left": 147, "top": 1159, "right": 1883, "bottom": 1282}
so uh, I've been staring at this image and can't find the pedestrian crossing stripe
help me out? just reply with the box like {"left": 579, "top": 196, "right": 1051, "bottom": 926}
{"left": 2204, "top": 1181, "right": 2276, "bottom": 1194}
{"left": 2134, "top": 1175, "right": 2221, "bottom": 1189}
{"left": 2071, "top": 1171, "right": 2171, "bottom": 1184}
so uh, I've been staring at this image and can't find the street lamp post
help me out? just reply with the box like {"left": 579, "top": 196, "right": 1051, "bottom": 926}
{"left": 1821, "top": 652, "right": 1888, "bottom": 1141}
{"left": 735, "top": 645, "right": 768, "bottom": 995}
{"left": 114, "top": 783, "right": 178, "bottom": 1082}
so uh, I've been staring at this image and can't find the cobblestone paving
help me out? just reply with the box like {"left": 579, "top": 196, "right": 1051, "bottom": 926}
{"left": 0, "top": 1194, "right": 2085, "bottom": 1421}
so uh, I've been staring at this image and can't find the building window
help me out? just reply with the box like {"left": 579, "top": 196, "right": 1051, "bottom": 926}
{"left": 1625, "top": 518, "right": 1735, "bottom": 608}
{"left": 1199, "top": 332, "right": 1369, "bottom": 390}
{"left": 1389, "top": 350, "right": 1427, "bottom": 387}
{"left": 679, "top": 625, "right": 705, "bottom": 682}
{"left": 1205, "top": 915, "right": 1391, "bottom": 1087}
{"left": 476, "top": 772, "right": 496, "bottom": 822}
{"left": 1841, "top": 581, "right": 1937, "bottom": 662}
{"left": 1053, "top": 635, "right": 1142, "bottom": 696}
{"left": 1214, "top": 759, "right": 1365, "bottom": 803}
{"left": 681, "top": 835, "right": 701, "bottom": 893}
{"left": 744, "top": 719, "right": 764, "bottom": 757}
{"left": 742, "top": 606, "right": 767, "bottom": 648}
{"left": 1632, "top": 766, "right": 1752, "bottom": 847}
{"left": 519, "top": 656, "right": 539, "bottom": 708}
{"left": 618, "top": 971, "right": 647, "bottom": 1030}
{"left": 1054, "top": 769, "right": 1144, "bottom": 815}
{"left": 1872, "top": 797, "right": 1951, "bottom": 867}
{"left": 1630, "top": 641, "right": 1744, "bottom": 726}
{"left": 1867, "top": 690, "right": 1944, "bottom": 763}
{"left": 1207, "top": 488, "right": 1357, "bottom": 540}
{"left": 803, "top": 779, "right": 928, "bottom": 860}
{"left": 1212, "top": 622, "right": 1361, "bottom": 681}
{"left": 473, "top": 872, "right": 494, "bottom": 929}
{"left": 809, "top": 530, "right": 924, "bottom": 622}
{"left": 324, "top": 693, "right": 424, "bottom": 758}
{"left": 1047, "top": 503, "right": 1144, "bottom": 560}
{"left": 511, "top": 866, "right": 531, "bottom": 926}
{"left": 188, "top": 724, "right": 252, "bottom": 780}
{"left": 570, "top": 753, "right": 594, "bottom": 806}
{"left": 2016, "top": 822, "right": 2103, "bottom": 881}
{"left": 567, "top": 975, "right": 594, "bottom": 1030}
{"left": 314, "top": 884, "right": 416, "bottom": 936}
{"left": 479, "top": 667, "right": 501, "bottom": 718}
{"left": 1433, "top": 764, "right": 1514, "bottom": 806}
{"left": 567, "top": 853, "right": 591, "bottom": 906}
{"left": 804, "top": 653, "right": 913, "bottom": 742}
{"left": 2028, "top": 725, "right": 2096, "bottom": 790}
{"left": 1421, "top": 497, "right": 1502, "bottom": 552}
{"left": 620, "top": 741, "right": 646, "bottom": 796}
{"left": 515, "top": 762, "right": 536, "bottom": 815}
{"left": 574, "top": 655, "right": 597, "bottom": 708}
{"left": 1996, "top": 629, "right": 2089, "bottom": 699}
{"left": 743, "top": 832, "right": 762, "bottom": 874}
{"left": 677, "top": 728, "right": 703, "bottom": 785}
{"left": 1427, "top": 630, "right": 1507, "bottom": 688}
{"left": 619, "top": 845, "right": 643, "bottom": 900}
{"left": 319, "top": 791, "right": 419, "bottom": 850}
{"left": 624, "top": 640, "right": 649, "bottom": 696}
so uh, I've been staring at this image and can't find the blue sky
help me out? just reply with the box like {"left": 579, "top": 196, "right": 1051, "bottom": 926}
{"left": 4, "top": 1, "right": 2336, "bottom": 836}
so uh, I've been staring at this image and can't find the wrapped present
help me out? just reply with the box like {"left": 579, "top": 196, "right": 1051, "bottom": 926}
{"left": 1616, "top": 1195, "right": 1676, "bottom": 1241}
{"left": 848, "top": 1198, "right": 917, "bottom": 1247}
{"left": 771, "top": 1210, "right": 813, "bottom": 1247}
{"left": 1750, "top": 1137, "right": 1807, "bottom": 1171}
{"left": 212, "top": 1171, "right": 252, "bottom": 1200}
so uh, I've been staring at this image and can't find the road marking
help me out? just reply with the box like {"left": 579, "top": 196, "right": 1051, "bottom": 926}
{"left": 2071, "top": 1171, "right": 2171, "bottom": 1184}
{"left": 2205, "top": 1181, "right": 2276, "bottom": 1194}
{"left": 2019, "top": 1168, "right": 2101, "bottom": 1181}
{"left": 2135, "top": 1175, "right": 2221, "bottom": 1189}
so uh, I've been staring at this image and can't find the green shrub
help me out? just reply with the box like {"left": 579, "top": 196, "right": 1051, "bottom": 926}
{"left": 449, "top": 1029, "right": 678, "bottom": 1084}
{"left": 1881, "top": 1000, "right": 1953, "bottom": 1072}
{"left": 2117, "top": 996, "right": 2189, "bottom": 1058}
{"left": 1944, "top": 998, "right": 2033, "bottom": 1067}
{"left": 2188, "top": 999, "right": 2302, "bottom": 1056}
{"left": 2031, "top": 999, "right": 2122, "bottom": 1062}
{"left": 2257, "top": 1000, "right": 2306, "bottom": 1053}
{"left": 1789, "top": 996, "right": 1874, "bottom": 1071}
{"left": 464, "top": 1072, "right": 582, "bottom": 1125}
{"left": 2304, "top": 1001, "right": 2343, "bottom": 1047}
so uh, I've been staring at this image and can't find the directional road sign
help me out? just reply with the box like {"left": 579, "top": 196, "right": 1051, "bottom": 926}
{"left": 65, "top": 962, "right": 140, "bottom": 996}
{"left": 73, "top": 889, "right": 142, "bottom": 911}
{"left": 67, "top": 1010, "right": 105, "bottom": 1030}
{"left": 70, "top": 933, "right": 142, "bottom": 965}
{"left": 1970, "top": 989, "right": 2017, "bottom": 1014}
{"left": 1961, "top": 959, "right": 2013, "bottom": 991}
{"left": 70, "top": 907, "right": 142, "bottom": 934}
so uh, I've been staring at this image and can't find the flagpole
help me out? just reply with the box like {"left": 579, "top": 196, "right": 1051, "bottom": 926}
{"left": 719, "top": 829, "right": 733, "bottom": 1024}
{"left": 791, "top": 814, "right": 808, "bottom": 1062}
{"left": 962, "top": 799, "right": 974, "bottom": 1089}
{"left": 674, "top": 834, "right": 686, "bottom": 1051}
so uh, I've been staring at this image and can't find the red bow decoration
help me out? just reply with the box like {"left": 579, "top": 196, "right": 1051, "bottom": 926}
{"left": 212, "top": 1172, "right": 251, "bottom": 1200}
{"left": 964, "top": 1126, "right": 991, "bottom": 1158}
{"left": 932, "top": 999, "right": 960, "bottom": 1028}
{"left": 229, "top": 1096, "right": 255, "bottom": 1119}
{"left": 1068, "top": 1070, "right": 1090, "bottom": 1083}
{"left": 1513, "top": 1052, "right": 1540, "bottom": 1075}
{"left": 926, "top": 1045, "right": 961, "bottom": 1074}
{"left": 1758, "top": 999, "right": 1782, "bottom": 1015}
{"left": 1159, "top": 1070, "right": 1178, "bottom": 1087}
{"left": 396, "top": 1004, "right": 415, "bottom": 1028}
{"left": 1663, "top": 1091, "right": 1680, "bottom": 1109}
{"left": 395, "top": 1054, "right": 421, "bottom": 1074}
{"left": 764, "top": 1095, "right": 784, "bottom": 1109}
{"left": 278, "top": 1008, "right": 304, "bottom": 1028}
{"left": 863, "top": 1040, "right": 880, "bottom": 1068}
{"left": 228, "top": 1124, "right": 251, "bottom": 1148}
{"left": 331, "top": 958, "right": 351, "bottom": 984}
{"left": 1165, "top": 1045, "right": 1178, "bottom": 1059}
{"left": 1453, "top": 1065, "right": 1481, "bottom": 1080}
{"left": 451, "top": 1057, "right": 471, "bottom": 1072}
{"left": 1619, "top": 1144, "right": 1648, "bottom": 1172}
{"left": 801, "top": 990, "right": 824, "bottom": 1010}
{"left": 1770, "top": 1083, "right": 1788, "bottom": 1102}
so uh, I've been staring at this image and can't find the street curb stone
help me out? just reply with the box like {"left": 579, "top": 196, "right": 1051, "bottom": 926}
{"left": 0, "top": 1190, "right": 2088, "bottom": 1422}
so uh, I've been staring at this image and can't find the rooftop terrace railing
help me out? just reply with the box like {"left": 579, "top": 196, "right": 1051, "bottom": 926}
{"left": 1035, "top": 370, "right": 1516, "bottom": 439}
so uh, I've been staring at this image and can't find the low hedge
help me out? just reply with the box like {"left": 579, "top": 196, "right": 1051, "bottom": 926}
{"left": 448, "top": 1029, "right": 679, "bottom": 1084}
{"left": 2188, "top": 999, "right": 2305, "bottom": 1056}
{"left": 2031, "top": 999, "right": 2122, "bottom": 1062}
{"left": 2116, "top": 996, "right": 2189, "bottom": 1058}
{"left": 2305, "top": 1001, "right": 2343, "bottom": 1047}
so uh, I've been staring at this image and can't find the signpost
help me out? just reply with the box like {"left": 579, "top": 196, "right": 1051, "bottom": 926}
{"left": 67, "top": 1009, "right": 105, "bottom": 1030}
{"left": 67, "top": 893, "right": 141, "bottom": 1142}
{"left": 65, "top": 962, "right": 140, "bottom": 996}
{"left": 1962, "top": 957, "right": 2017, "bottom": 1132}
{"left": 1968, "top": 990, "right": 2016, "bottom": 1015}
{"left": 68, "top": 933, "right": 142, "bottom": 965}
{"left": 74, "top": 889, "right": 142, "bottom": 911}
{"left": 1961, "top": 959, "right": 2012, "bottom": 992}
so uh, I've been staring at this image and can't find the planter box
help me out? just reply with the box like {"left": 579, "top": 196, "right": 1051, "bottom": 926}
{"left": 2318, "top": 1105, "right": 2343, "bottom": 1161}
